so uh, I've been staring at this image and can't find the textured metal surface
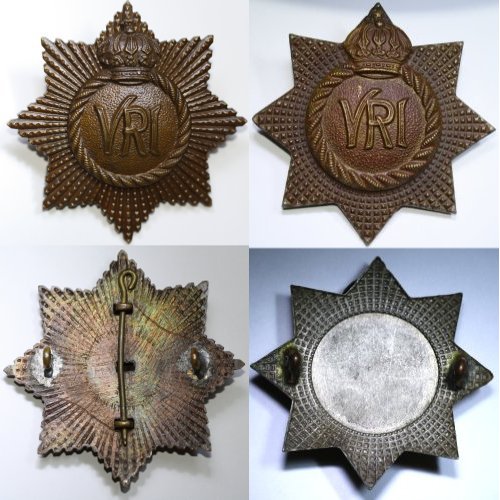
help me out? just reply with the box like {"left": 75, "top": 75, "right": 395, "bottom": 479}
{"left": 8, "top": 2, "right": 246, "bottom": 242}
{"left": 253, "top": 3, "right": 494, "bottom": 244}
{"left": 251, "top": 257, "right": 493, "bottom": 488}
{"left": 311, "top": 313, "right": 438, "bottom": 434}
{"left": 5, "top": 251, "right": 244, "bottom": 490}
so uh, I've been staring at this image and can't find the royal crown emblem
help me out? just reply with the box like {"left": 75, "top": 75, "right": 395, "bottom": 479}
{"left": 343, "top": 5, "right": 412, "bottom": 74}
{"left": 254, "top": 3, "right": 494, "bottom": 244}
{"left": 9, "top": 2, "right": 245, "bottom": 242}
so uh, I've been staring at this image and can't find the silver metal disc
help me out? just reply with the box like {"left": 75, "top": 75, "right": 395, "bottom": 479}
{"left": 311, "top": 313, "right": 438, "bottom": 434}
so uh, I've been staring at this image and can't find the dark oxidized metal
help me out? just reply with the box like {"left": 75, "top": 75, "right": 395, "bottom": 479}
{"left": 5, "top": 251, "right": 244, "bottom": 490}
{"left": 9, "top": 2, "right": 246, "bottom": 242}
{"left": 253, "top": 3, "right": 494, "bottom": 244}
{"left": 251, "top": 257, "right": 492, "bottom": 488}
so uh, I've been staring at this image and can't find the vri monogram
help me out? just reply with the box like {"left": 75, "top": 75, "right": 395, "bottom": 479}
{"left": 340, "top": 89, "right": 408, "bottom": 150}
{"left": 95, "top": 96, "right": 161, "bottom": 156}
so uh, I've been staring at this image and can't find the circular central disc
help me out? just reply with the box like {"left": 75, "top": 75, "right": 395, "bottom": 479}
{"left": 311, "top": 313, "right": 438, "bottom": 434}
{"left": 79, "top": 82, "right": 179, "bottom": 175}
{"left": 305, "top": 72, "right": 441, "bottom": 191}
{"left": 323, "top": 76, "right": 426, "bottom": 174}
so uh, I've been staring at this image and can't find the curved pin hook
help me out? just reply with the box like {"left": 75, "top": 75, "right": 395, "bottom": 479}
{"left": 118, "top": 269, "right": 137, "bottom": 304}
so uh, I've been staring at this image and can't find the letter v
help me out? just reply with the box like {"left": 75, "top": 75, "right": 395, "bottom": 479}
{"left": 94, "top": 96, "right": 137, "bottom": 154}
{"left": 340, "top": 89, "right": 380, "bottom": 148}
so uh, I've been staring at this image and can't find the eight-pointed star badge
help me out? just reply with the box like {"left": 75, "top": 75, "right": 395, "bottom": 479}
{"left": 9, "top": 2, "right": 245, "bottom": 242}
{"left": 251, "top": 257, "right": 492, "bottom": 488}
{"left": 5, "top": 251, "right": 244, "bottom": 490}
{"left": 254, "top": 3, "right": 494, "bottom": 244}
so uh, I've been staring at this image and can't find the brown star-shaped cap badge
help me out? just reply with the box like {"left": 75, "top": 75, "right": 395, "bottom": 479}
{"left": 9, "top": 2, "right": 245, "bottom": 242}
{"left": 251, "top": 258, "right": 492, "bottom": 488}
{"left": 254, "top": 3, "right": 494, "bottom": 244}
{"left": 5, "top": 251, "right": 244, "bottom": 490}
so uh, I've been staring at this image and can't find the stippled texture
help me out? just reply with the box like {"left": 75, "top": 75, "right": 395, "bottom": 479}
{"left": 251, "top": 257, "right": 492, "bottom": 488}
{"left": 253, "top": 4, "right": 494, "bottom": 244}
{"left": 9, "top": 2, "right": 246, "bottom": 242}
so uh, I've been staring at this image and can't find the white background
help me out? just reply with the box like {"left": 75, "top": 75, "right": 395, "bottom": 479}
{"left": 0, "top": 1, "right": 499, "bottom": 499}
{"left": 250, "top": 0, "right": 498, "bottom": 248}
{"left": 250, "top": 249, "right": 498, "bottom": 500}
{"left": 0, "top": 0, "right": 249, "bottom": 245}
{"left": 0, "top": 246, "right": 248, "bottom": 500}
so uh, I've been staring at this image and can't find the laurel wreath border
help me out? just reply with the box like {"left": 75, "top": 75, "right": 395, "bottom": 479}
{"left": 306, "top": 66, "right": 441, "bottom": 191}
{"left": 68, "top": 72, "right": 191, "bottom": 188}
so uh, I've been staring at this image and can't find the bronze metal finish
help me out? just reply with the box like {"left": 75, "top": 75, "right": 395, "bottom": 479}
{"left": 448, "top": 352, "right": 469, "bottom": 390}
{"left": 191, "top": 347, "right": 204, "bottom": 379}
{"left": 251, "top": 258, "right": 493, "bottom": 488}
{"left": 8, "top": 2, "right": 246, "bottom": 242}
{"left": 113, "top": 269, "right": 137, "bottom": 446}
{"left": 4, "top": 251, "right": 244, "bottom": 490}
{"left": 253, "top": 3, "right": 494, "bottom": 244}
{"left": 42, "top": 346, "right": 52, "bottom": 378}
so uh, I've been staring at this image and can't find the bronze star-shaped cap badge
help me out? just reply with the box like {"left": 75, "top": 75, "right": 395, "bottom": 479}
{"left": 253, "top": 3, "right": 494, "bottom": 244}
{"left": 9, "top": 2, "right": 245, "bottom": 242}
{"left": 5, "top": 251, "right": 244, "bottom": 490}
{"left": 251, "top": 257, "right": 492, "bottom": 488}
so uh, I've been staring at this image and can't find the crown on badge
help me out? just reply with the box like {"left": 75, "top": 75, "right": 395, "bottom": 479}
{"left": 97, "top": 1, "right": 160, "bottom": 80}
{"left": 344, "top": 3, "right": 412, "bottom": 75}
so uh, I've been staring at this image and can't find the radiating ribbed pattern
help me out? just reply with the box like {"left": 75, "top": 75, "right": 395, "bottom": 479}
{"left": 6, "top": 251, "right": 239, "bottom": 489}
{"left": 8, "top": 5, "right": 245, "bottom": 242}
